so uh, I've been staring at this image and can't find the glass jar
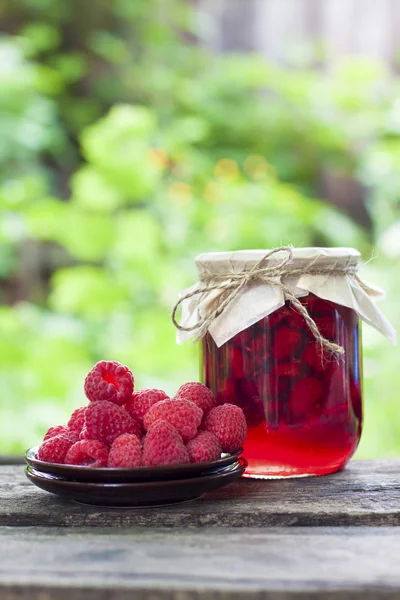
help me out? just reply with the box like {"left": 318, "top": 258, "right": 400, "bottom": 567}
{"left": 201, "top": 293, "right": 362, "bottom": 478}
{"left": 175, "top": 247, "right": 394, "bottom": 479}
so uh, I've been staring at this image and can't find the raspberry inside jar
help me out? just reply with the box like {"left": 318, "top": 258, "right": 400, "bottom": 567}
{"left": 201, "top": 294, "right": 362, "bottom": 478}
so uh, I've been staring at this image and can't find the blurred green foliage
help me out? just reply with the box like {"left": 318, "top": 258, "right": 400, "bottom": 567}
{"left": 0, "top": 0, "right": 399, "bottom": 455}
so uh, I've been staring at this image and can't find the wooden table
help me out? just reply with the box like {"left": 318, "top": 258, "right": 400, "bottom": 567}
{"left": 1, "top": 459, "right": 400, "bottom": 599}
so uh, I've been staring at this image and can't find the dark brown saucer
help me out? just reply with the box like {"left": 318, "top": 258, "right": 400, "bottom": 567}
{"left": 25, "top": 446, "right": 242, "bottom": 483}
{"left": 25, "top": 459, "right": 247, "bottom": 507}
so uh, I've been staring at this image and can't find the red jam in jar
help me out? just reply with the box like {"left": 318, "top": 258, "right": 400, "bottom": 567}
{"left": 201, "top": 294, "right": 362, "bottom": 478}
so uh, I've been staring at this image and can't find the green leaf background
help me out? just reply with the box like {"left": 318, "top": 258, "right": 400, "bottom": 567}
{"left": 0, "top": 0, "right": 399, "bottom": 457}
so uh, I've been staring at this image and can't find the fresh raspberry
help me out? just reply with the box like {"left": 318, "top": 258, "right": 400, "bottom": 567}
{"left": 204, "top": 404, "right": 247, "bottom": 453}
{"left": 186, "top": 431, "right": 221, "bottom": 463}
{"left": 64, "top": 440, "right": 108, "bottom": 467}
{"left": 84, "top": 360, "right": 134, "bottom": 406}
{"left": 37, "top": 434, "right": 77, "bottom": 464}
{"left": 67, "top": 406, "right": 87, "bottom": 433}
{"left": 108, "top": 433, "right": 142, "bottom": 468}
{"left": 80, "top": 400, "right": 141, "bottom": 446}
{"left": 273, "top": 327, "right": 301, "bottom": 361}
{"left": 142, "top": 420, "right": 189, "bottom": 467}
{"left": 175, "top": 382, "right": 216, "bottom": 416}
{"left": 125, "top": 389, "right": 169, "bottom": 426}
{"left": 68, "top": 430, "right": 80, "bottom": 443}
{"left": 143, "top": 398, "right": 203, "bottom": 442}
{"left": 43, "top": 425, "right": 69, "bottom": 441}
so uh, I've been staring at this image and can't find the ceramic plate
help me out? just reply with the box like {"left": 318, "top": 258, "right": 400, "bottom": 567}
{"left": 25, "top": 459, "right": 246, "bottom": 507}
{"left": 25, "top": 446, "right": 242, "bottom": 483}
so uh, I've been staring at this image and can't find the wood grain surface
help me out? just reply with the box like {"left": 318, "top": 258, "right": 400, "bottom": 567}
{"left": 0, "top": 526, "right": 399, "bottom": 599}
{"left": 2, "top": 459, "right": 400, "bottom": 528}
{"left": 2, "top": 461, "right": 400, "bottom": 599}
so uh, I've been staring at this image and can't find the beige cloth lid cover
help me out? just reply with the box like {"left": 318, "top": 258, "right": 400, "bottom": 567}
{"left": 176, "top": 247, "right": 396, "bottom": 348}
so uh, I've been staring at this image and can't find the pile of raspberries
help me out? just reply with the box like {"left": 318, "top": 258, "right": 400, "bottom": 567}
{"left": 37, "top": 360, "right": 247, "bottom": 468}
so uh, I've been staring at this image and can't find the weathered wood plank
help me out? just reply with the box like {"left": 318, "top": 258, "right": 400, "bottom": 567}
{"left": 2, "top": 460, "right": 400, "bottom": 528}
{"left": 0, "top": 527, "right": 399, "bottom": 599}
{"left": 0, "top": 456, "right": 24, "bottom": 466}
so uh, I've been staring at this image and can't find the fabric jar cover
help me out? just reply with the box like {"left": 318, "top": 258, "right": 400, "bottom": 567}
{"left": 175, "top": 247, "right": 396, "bottom": 348}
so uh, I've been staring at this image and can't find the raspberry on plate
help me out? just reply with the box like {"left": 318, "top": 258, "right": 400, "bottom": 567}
{"left": 64, "top": 440, "right": 108, "bottom": 467}
{"left": 43, "top": 425, "right": 69, "bottom": 441}
{"left": 84, "top": 360, "right": 134, "bottom": 406}
{"left": 125, "top": 389, "right": 169, "bottom": 426}
{"left": 204, "top": 404, "right": 247, "bottom": 453}
{"left": 67, "top": 406, "right": 87, "bottom": 433}
{"left": 175, "top": 382, "right": 216, "bottom": 416}
{"left": 80, "top": 400, "right": 141, "bottom": 446}
{"left": 143, "top": 398, "right": 202, "bottom": 442}
{"left": 186, "top": 431, "right": 221, "bottom": 463}
{"left": 37, "top": 434, "right": 77, "bottom": 464}
{"left": 142, "top": 420, "right": 189, "bottom": 467}
{"left": 108, "top": 433, "right": 141, "bottom": 468}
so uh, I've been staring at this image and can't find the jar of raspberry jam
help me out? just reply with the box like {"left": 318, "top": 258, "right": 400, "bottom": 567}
{"left": 174, "top": 247, "right": 395, "bottom": 478}
{"left": 201, "top": 295, "right": 361, "bottom": 478}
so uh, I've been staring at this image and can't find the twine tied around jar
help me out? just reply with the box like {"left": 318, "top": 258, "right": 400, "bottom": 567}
{"left": 171, "top": 246, "right": 360, "bottom": 355}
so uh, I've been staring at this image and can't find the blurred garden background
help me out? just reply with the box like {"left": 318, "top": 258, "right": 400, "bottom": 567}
{"left": 1, "top": 0, "right": 400, "bottom": 456}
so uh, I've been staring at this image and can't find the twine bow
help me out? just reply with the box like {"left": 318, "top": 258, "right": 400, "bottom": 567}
{"left": 172, "top": 247, "right": 358, "bottom": 354}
